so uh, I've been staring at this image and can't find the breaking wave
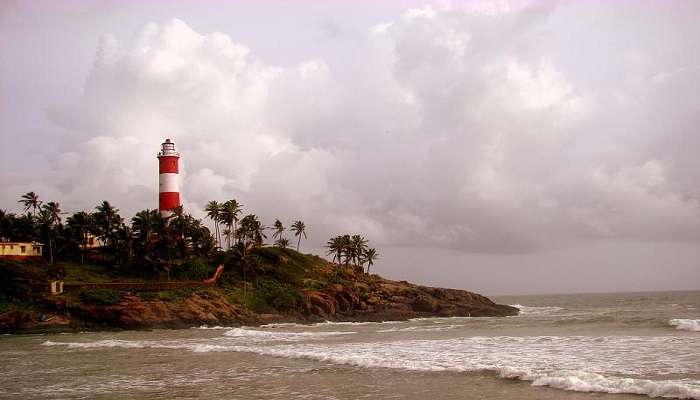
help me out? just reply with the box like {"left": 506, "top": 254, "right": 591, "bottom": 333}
{"left": 42, "top": 333, "right": 700, "bottom": 399}
{"left": 222, "top": 327, "right": 355, "bottom": 342}
{"left": 500, "top": 368, "right": 700, "bottom": 399}
{"left": 376, "top": 324, "right": 461, "bottom": 333}
{"left": 192, "top": 325, "right": 231, "bottom": 330}
{"left": 510, "top": 304, "right": 564, "bottom": 315}
{"left": 670, "top": 319, "right": 700, "bottom": 332}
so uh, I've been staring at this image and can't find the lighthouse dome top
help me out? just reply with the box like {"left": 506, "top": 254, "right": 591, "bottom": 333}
{"left": 158, "top": 138, "right": 179, "bottom": 157}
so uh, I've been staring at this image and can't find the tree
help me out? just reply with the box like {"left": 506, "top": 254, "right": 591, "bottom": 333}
{"left": 94, "top": 201, "right": 122, "bottom": 250}
{"left": 43, "top": 202, "right": 63, "bottom": 225}
{"left": 19, "top": 192, "right": 41, "bottom": 217}
{"left": 112, "top": 224, "right": 134, "bottom": 270}
{"left": 204, "top": 201, "right": 223, "bottom": 250}
{"left": 272, "top": 219, "right": 285, "bottom": 243}
{"left": 350, "top": 234, "right": 368, "bottom": 265}
{"left": 131, "top": 209, "right": 161, "bottom": 257}
{"left": 290, "top": 220, "right": 307, "bottom": 252}
{"left": 0, "top": 210, "right": 25, "bottom": 241}
{"left": 66, "top": 211, "right": 95, "bottom": 264}
{"left": 38, "top": 202, "right": 62, "bottom": 264}
{"left": 362, "top": 248, "right": 379, "bottom": 274}
{"left": 275, "top": 237, "right": 291, "bottom": 248}
{"left": 325, "top": 235, "right": 344, "bottom": 263}
{"left": 220, "top": 199, "right": 242, "bottom": 250}
{"left": 238, "top": 214, "right": 266, "bottom": 250}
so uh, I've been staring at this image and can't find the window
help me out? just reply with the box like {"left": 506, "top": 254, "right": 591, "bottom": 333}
{"left": 20, "top": 246, "right": 26, "bottom": 253}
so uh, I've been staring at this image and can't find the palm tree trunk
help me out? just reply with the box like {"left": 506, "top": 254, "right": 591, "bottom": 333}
{"left": 296, "top": 236, "right": 301, "bottom": 251}
{"left": 48, "top": 232, "right": 54, "bottom": 264}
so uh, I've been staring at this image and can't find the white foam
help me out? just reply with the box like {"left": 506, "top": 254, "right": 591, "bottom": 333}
{"left": 409, "top": 316, "right": 476, "bottom": 323}
{"left": 242, "top": 336, "right": 700, "bottom": 399}
{"left": 192, "top": 325, "right": 231, "bottom": 330}
{"left": 312, "top": 320, "right": 393, "bottom": 326}
{"left": 532, "top": 371, "right": 700, "bottom": 399}
{"left": 42, "top": 333, "right": 700, "bottom": 399}
{"left": 499, "top": 368, "right": 700, "bottom": 399}
{"left": 670, "top": 319, "right": 700, "bottom": 332}
{"left": 258, "top": 322, "right": 307, "bottom": 329}
{"left": 260, "top": 320, "right": 398, "bottom": 329}
{"left": 510, "top": 304, "right": 564, "bottom": 315}
{"left": 44, "top": 340, "right": 154, "bottom": 349}
{"left": 223, "top": 327, "right": 355, "bottom": 342}
{"left": 376, "top": 324, "right": 461, "bottom": 333}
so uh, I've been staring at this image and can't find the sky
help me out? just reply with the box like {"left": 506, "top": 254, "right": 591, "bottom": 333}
{"left": 1, "top": 0, "right": 699, "bottom": 295}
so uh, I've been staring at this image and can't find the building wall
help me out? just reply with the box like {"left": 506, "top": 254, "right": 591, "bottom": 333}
{"left": 0, "top": 242, "right": 43, "bottom": 258}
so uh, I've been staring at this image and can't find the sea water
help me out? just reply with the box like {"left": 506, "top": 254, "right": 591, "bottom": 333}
{"left": 1, "top": 290, "right": 699, "bottom": 399}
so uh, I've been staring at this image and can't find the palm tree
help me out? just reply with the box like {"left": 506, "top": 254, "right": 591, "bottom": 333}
{"left": 19, "top": 192, "right": 41, "bottom": 217}
{"left": 38, "top": 202, "right": 62, "bottom": 264}
{"left": 205, "top": 201, "right": 223, "bottom": 250}
{"left": 350, "top": 234, "right": 368, "bottom": 265}
{"left": 290, "top": 220, "right": 307, "bottom": 252}
{"left": 238, "top": 214, "right": 266, "bottom": 249}
{"left": 362, "top": 248, "right": 379, "bottom": 274}
{"left": 220, "top": 199, "right": 242, "bottom": 250}
{"left": 66, "top": 211, "right": 94, "bottom": 264}
{"left": 275, "top": 237, "right": 291, "bottom": 248}
{"left": 325, "top": 235, "right": 344, "bottom": 263}
{"left": 43, "top": 202, "right": 63, "bottom": 225}
{"left": 94, "top": 200, "right": 121, "bottom": 249}
{"left": 272, "top": 219, "right": 285, "bottom": 243}
{"left": 340, "top": 234, "right": 352, "bottom": 265}
{"left": 132, "top": 209, "right": 160, "bottom": 255}
{"left": 113, "top": 224, "right": 134, "bottom": 270}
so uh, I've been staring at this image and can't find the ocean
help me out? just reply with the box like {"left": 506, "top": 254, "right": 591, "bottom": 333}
{"left": 1, "top": 290, "right": 698, "bottom": 399}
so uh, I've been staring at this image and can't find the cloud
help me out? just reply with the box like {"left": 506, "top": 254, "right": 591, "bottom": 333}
{"left": 7, "top": 3, "right": 700, "bottom": 253}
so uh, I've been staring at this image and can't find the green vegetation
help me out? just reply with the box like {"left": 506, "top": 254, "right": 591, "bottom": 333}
{"left": 79, "top": 289, "right": 123, "bottom": 305}
{"left": 151, "top": 287, "right": 196, "bottom": 303}
{"left": 172, "top": 258, "right": 214, "bottom": 281}
{"left": 325, "top": 234, "right": 379, "bottom": 273}
{"left": 1, "top": 191, "right": 383, "bottom": 322}
{"left": 249, "top": 279, "right": 304, "bottom": 313}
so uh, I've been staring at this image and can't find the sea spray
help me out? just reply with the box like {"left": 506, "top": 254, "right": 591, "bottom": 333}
{"left": 670, "top": 319, "right": 700, "bottom": 332}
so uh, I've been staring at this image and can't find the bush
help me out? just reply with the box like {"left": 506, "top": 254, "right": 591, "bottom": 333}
{"left": 250, "top": 279, "right": 304, "bottom": 313}
{"left": 172, "top": 258, "right": 214, "bottom": 281}
{"left": 138, "top": 292, "right": 158, "bottom": 301}
{"left": 79, "top": 289, "right": 123, "bottom": 305}
{"left": 0, "top": 298, "right": 11, "bottom": 314}
{"left": 156, "top": 287, "right": 196, "bottom": 302}
{"left": 0, "top": 259, "right": 50, "bottom": 301}
{"left": 250, "top": 247, "right": 320, "bottom": 284}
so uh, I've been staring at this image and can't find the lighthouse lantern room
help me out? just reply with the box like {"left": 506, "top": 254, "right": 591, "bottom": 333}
{"left": 157, "top": 138, "right": 181, "bottom": 217}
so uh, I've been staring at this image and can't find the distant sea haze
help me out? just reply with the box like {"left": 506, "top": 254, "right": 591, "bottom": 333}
{"left": 1, "top": 290, "right": 699, "bottom": 399}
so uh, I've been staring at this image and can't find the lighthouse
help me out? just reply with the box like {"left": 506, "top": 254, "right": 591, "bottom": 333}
{"left": 157, "top": 138, "right": 180, "bottom": 217}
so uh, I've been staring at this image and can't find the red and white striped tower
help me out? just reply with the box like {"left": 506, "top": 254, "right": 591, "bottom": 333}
{"left": 157, "top": 138, "right": 180, "bottom": 217}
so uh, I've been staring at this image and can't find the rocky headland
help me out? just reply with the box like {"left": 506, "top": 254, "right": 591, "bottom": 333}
{"left": 0, "top": 251, "right": 517, "bottom": 333}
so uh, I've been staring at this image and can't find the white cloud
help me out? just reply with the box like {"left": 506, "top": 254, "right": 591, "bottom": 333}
{"left": 5, "top": 4, "right": 699, "bottom": 253}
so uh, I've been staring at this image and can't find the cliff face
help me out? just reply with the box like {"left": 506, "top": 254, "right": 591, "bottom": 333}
{"left": 18, "top": 277, "right": 515, "bottom": 332}
{"left": 302, "top": 274, "right": 517, "bottom": 322}
{"left": 0, "top": 257, "right": 518, "bottom": 332}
